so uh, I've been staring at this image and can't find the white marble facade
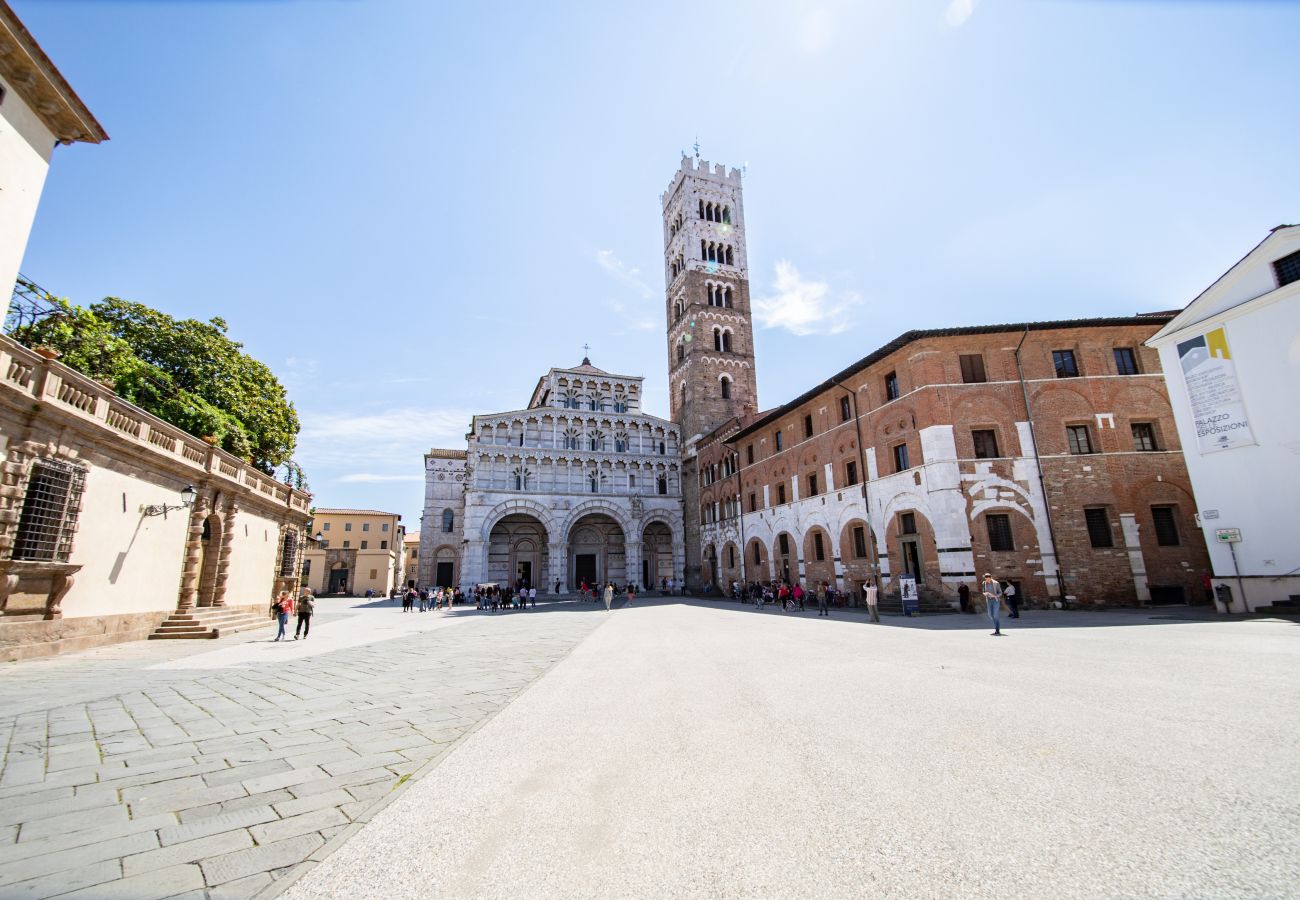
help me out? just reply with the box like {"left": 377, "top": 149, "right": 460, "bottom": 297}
{"left": 420, "top": 360, "right": 686, "bottom": 594}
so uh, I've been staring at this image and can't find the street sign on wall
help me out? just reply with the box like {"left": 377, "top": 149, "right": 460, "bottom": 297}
{"left": 1215, "top": 528, "right": 1242, "bottom": 543}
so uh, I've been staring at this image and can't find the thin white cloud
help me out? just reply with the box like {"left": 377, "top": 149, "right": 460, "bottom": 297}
{"left": 752, "top": 261, "right": 863, "bottom": 337}
{"left": 298, "top": 406, "right": 473, "bottom": 472}
{"left": 944, "top": 0, "right": 978, "bottom": 28}
{"left": 595, "top": 249, "right": 655, "bottom": 299}
{"left": 338, "top": 473, "right": 424, "bottom": 483}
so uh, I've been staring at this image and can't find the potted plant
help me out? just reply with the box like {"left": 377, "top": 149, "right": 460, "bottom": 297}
{"left": 32, "top": 346, "right": 61, "bottom": 361}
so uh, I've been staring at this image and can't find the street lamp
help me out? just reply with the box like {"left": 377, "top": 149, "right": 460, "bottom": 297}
{"left": 142, "top": 485, "right": 197, "bottom": 518}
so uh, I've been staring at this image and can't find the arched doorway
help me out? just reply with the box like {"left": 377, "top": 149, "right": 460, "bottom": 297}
{"left": 433, "top": 545, "right": 458, "bottom": 588}
{"left": 706, "top": 544, "right": 718, "bottom": 589}
{"left": 642, "top": 521, "right": 673, "bottom": 589}
{"left": 489, "top": 513, "right": 548, "bottom": 590}
{"left": 773, "top": 532, "right": 796, "bottom": 583}
{"left": 328, "top": 560, "right": 349, "bottom": 595}
{"left": 196, "top": 513, "right": 223, "bottom": 607}
{"left": 746, "top": 538, "right": 770, "bottom": 581}
{"left": 568, "top": 513, "right": 625, "bottom": 588}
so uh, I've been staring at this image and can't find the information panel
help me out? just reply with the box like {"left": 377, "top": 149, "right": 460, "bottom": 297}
{"left": 1176, "top": 326, "right": 1255, "bottom": 454}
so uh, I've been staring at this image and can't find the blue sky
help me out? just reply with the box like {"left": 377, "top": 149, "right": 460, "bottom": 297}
{"left": 14, "top": 0, "right": 1300, "bottom": 529}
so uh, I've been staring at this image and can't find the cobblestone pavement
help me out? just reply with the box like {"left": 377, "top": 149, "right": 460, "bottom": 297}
{"left": 0, "top": 599, "right": 606, "bottom": 899}
{"left": 287, "top": 602, "right": 1300, "bottom": 899}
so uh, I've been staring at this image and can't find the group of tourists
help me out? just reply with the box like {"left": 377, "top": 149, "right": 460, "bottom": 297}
{"left": 475, "top": 584, "right": 537, "bottom": 612}
{"left": 730, "top": 580, "right": 880, "bottom": 620}
{"left": 393, "top": 585, "right": 461, "bottom": 612}
{"left": 270, "top": 587, "right": 315, "bottom": 641}
{"left": 576, "top": 580, "right": 638, "bottom": 610}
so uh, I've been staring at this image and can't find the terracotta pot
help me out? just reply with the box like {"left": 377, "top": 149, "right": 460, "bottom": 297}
{"left": 33, "top": 346, "right": 61, "bottom": 360}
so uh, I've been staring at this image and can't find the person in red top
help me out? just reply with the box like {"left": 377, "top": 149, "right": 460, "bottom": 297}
{"left": 273, "top": 591, "right": 293, "bottom": 641}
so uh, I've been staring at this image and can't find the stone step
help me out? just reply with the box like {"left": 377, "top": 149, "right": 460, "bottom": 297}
{"left": 148, "top": 630, "right": 215, "bottom": 640}
{"left": 149, "top": 607, "right": 272, "bottom": 640}
{"left": 0, "top": 613, "right": 47, "bottom": 623}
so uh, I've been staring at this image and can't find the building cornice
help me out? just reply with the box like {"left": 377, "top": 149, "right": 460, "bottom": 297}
{"left": 0, "top": 1, "right": 108, "bottom": 143}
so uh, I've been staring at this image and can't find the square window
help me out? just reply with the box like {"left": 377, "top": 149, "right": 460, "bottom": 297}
{"left": 892, "top": 442, "right": 910, "bottom": 472}
{"left": 986, "top": 514, "right": 1013, "bottom": 552}
{"left": 362, "top": 522, "right": 370, "bottom": 532}
{"left": 360, "top": 540, "right": 368, "bottom": 549}
{"left": 972, "top": 429, "right": 999, "bottom": 459}
{"left": 1067, "top": 425, "right": 1094, "bottom": 455}
{"left": 959, "top": 354, "right": 987, "bottom": 384}
{"left": 807, "top": 473, "right": 818, "bottom": 496}
{"left": 884, "top": 371, "right": 900, "bottom": 401}
{"left": 1084, "top": 507, "right": 1113, "bottom": 548}
{"left": 1273, "top": 248, "right": 1300, "bottom": 287}
{"left": 382, "top": 523, "right": 390, "bottom": 532}
{"left": 369, "top": 568, "right": 378, "bottom": 579}
{"left": 1053, "top": 349, "right": 1079, "bottom": 378}
{"left": 900, "top": 512, "right": 917, "bottom": 534}
{"left": 344, "top": 522, "right": 352, "bottom": 532}
{"left": 853, "top": 525, "right": 867, "bottom": 558}
{"left": 322, "top": 522, "right": 330, "bottom": 531}
{"left": 343, "top": 540, "right": 351, "bottom": 549}
{"left": 840, "top": 396, "right": 851, "bottom": 422}
{"left": 845, "top": 460, "right": 858, "bottom": 486}
{"left": 777, "top": 484, "right": 787, "bottom": 505}
{"left": 814, "top": 532, "right": 825, "bottom": 561}
{"left": 1114, "top": 347, "right": 1139, "bottom": 376}
{"left": 749, "top": 492, "right": 757, "bottom": 512}
{"left": 774, "top": 431, "right": 784, "bottom": 452}
{"left": 1132, "top": 423, "right": 1158, "bottom": 451}
{"left": 380, "top": 540, "right": 388, "bottom": 549}
{"left": 803, "top": 414, "right": 814, "bottom": 438}
{"left": 1152, "top": 506, "right": 1180, "bottom": 546}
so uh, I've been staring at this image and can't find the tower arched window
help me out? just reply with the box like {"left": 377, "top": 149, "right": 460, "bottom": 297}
{"left": 590, "top": 431, "right": 605, "bottom": 452}
{"left": 722, "top": 330, "right": 733, "bottom": 352}
{"left": 677, "top": 343, "right": 685, "bottom": 362}
{"left": 698, "top": 199, "right": 705, "bottom": 219}
{"left": 723, "top": 206, "right": 731, "bottom": 224}
{"left": 724, "top": 287, "right": 733, "bottom": 308}
{"left": 680, "top": 383, "right": 686, "bottom": 409}
{"left": 442, "top": 509, "right": 454, "bottom": 533}
{"left": 726, "top": 246, "right": 735, "bottom": 266}
{"left": 615, "top": 432, "right": 628, "bottom": 453}
{"left": 657, "top": 474, "right": 668, "bottom": 495}
{"left": 713, "top": 328, "right": 722, "bottom": 352}
{"left": 721, "top": 376, "right": 732, "bottom": 399}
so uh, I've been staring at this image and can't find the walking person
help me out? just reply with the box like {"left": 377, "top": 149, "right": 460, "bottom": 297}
{"left": 818, "top": 583, "right": 829, "bottom": 617}
{"left": 982, "top": 573, "right": 1005, "bottom": 636}
{"left": 273, "top": 591, "right": 293, "bottom": 641}
{"left": 865, "top": 581, "right": 880, "bottom": 623}
{"left": 603, "top": 581, "right": 615, "bottom": 611}
{"left": 294, "top": 589, "right": 315, "bottom": 640}
{"left": 1004, "top": 580, "right": 1020, "bottom": 618}
{"left": 958, "top": 582, "right": 971, "bottom": 614}
{"left": 625, "top": 582, "right": 634, "bottom": 606}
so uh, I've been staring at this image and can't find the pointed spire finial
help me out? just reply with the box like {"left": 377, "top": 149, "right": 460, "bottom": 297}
{"left": 582, "top": 342, "right": 591, "bottom": 366}
{"left": 693, "top": 138, "right": 700, "bottom": 159}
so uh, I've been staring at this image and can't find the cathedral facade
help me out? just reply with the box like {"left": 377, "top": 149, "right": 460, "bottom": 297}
{"left": 419, "top": 361, "right": 684, "bottom": 593}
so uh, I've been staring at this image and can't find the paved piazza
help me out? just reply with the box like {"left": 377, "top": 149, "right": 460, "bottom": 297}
{"left": 1, "top": 600, "right": 1298, "bottom": 898}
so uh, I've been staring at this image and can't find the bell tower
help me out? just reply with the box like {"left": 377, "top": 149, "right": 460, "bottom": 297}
{"left": 661, "top": 154, "right": 758, "bottom": 442}
{"left": 661, "top": 154, "right": 758, "bottom": 588}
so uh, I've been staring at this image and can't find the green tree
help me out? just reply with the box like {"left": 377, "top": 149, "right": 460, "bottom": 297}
{"left": 10, "top": 293, "right": 300, "bottom": 471}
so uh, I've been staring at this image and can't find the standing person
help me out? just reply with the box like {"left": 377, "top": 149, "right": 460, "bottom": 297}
{"left": 554, "top": 579, "right": 561, "bottom": 594}
{"left": 625, "top": 582, "right": 634, "bottom": 606}
{"left": 294, "top": 589, "right": 315, "bottom": 640}
{"left": 958, "top": 582, "right": 971, "bottom": 614}
{"left": 818, "top": 583, "right": 830, "bottom": 617}
{"left": 982, "top": 573, "right": 1005, "bottom": 636}
{"left": 274, "top": 591, "right": 293, "bottom": 641}
{"left": 529, "top": 586, "right": 537, "bottom": 608}
{"left": 603, "top": 581, "right": 615, "bottom": 611}
{"left": 1004, "top": 581, "right": 1020, "bottom": 618}
{"left": 865, "top": 581, "right": 880, "bottom": 623}
{"left": 794, "top": 582, "right": 805, "bottom": 611}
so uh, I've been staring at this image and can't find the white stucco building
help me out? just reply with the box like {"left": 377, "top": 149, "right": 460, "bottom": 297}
{"left": 1147, "top": 225, "right": 1300, "bottom": 614}
{"left": 420, "top": 358, "right": 685, "bottom": 593}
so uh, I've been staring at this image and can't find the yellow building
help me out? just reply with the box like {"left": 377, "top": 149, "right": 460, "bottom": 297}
{"left": 302, "top": 508, "right": 403, "bottom": 597}
{"left": 403, "top": 531, "right": 420, "bottom": 588}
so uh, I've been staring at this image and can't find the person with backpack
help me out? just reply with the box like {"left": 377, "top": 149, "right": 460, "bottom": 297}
{"left": 294, "top": 589, "right": 315, "bottom": 640}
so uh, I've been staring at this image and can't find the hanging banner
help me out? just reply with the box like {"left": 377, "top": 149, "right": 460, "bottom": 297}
{"left": 1176, "top": 326, "right": 1255, "bottom": 454}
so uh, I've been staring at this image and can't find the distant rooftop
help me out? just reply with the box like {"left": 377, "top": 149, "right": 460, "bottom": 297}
{"left": 312, "top": 508, "right": 401, "bottom": 518}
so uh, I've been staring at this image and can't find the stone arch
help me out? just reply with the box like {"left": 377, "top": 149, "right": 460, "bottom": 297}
{"left": 557, "top": 499, "right": 634, "bottom": 539}
{"left": 772, "top": 530, "right": 798, "bottom": 583}
{"left": 883, "top": 506, "right": 940, "bottom": 594}
{"left": 196, "top": 507, "right": 225, "bottom": 608}
{"left": 479, "top": 498, "right": 555, "bottom": 542}
{"left": 802, "top": 524, "right": 836, "bottom": 587}
{"left": 746, "top": 537, "right": 771, "bottom": 580}
{"left": 430, "top": 543, "right": 460, "bottom": 588}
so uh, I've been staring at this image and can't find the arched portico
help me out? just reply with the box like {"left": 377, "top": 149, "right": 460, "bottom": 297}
{"left": 567, "top": 512, "right": 626, "bottom": 589}
{"left": 488, "top": 513, "right": 549, "bottom": 590}
{"left": 641, "top": 519, "right": 675, "bottom": 590}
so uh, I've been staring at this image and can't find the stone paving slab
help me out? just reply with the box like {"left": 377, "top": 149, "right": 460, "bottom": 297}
{"left": 0, "top": 600, "right": 606, "bottom": 897}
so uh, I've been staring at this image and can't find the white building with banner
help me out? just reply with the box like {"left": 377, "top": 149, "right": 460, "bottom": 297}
{"left": 419, "top": 357, "right": 686, "bottom": 594}
{"left": 1147, "top": 224, "right": 1300, "bottom": 614}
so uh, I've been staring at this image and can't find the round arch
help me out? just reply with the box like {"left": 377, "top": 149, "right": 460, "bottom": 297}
{"left": 556, "top": 499, "right": 635, "bottom": 539}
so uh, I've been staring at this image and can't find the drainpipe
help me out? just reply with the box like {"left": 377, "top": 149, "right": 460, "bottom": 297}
{"left": 1014, "top": 328, "right": 1069, "bottom": 608}
{"left": 830, "top": 376, "right": 880, "bottom": 605}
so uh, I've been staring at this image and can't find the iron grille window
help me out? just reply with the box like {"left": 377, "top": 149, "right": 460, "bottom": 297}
{"left": 1273, "top": 248, "right": 1300, "bottom": 287}
{"left": 900, "top": 512, "right": 917, "bottom": 535}
{"left": 779, "top": 534, "right": 790, "bottom": 555}
{"left": 1084, "top": 507, "right": 1113, "bottom": 548}
{"left": 1132, "top": 423, "right": 1158, "bottom": 451}
{"left": 892, "top": 443, "right": 910, "bottom": 472}
{"left": 840, "top": 396, "right": 851, "bottom": 421}
{"left": 807, "top": 473, "right": 818, "bottom": 496}
{"left": 777, "top": 484, "right": 787, "bottom": 504}
{"left": 13, "top": 459, "right": 86, "bottom": 562}
{"left": 1067, "top": 425, "right": 1094, "bottom": 455}
{"left": 1152, "top": 506, "right": 1180, "bottom": 546}
{"left": 959, "top": 354, "right": 987, "bottom": 384}
{"left": 845, "top": 460, "right": 858, "bottom": 486}
{"left": 853, "top": 525, "right": 867, "bottom": 558}
{"left": 1114, "top": 347, "right": 1139, "bottom": 376}
{"left": 972, "top": 429, "right": 999, "bottom": 459}
{"left": 278, "top": 531, "right": 298, "bottom": 578}
{"left": 804, "top": 414, "right": 814, "bottom": 438}
{"left": 884, "top": 371, "right": 900, "bottom": 401}
{"left": 986, "top": 514, "right": 1014, "bottom": 552}
{"left": 814, "top": 532, "right": 825, "bottom": 561}
{"left": 1053, "top": 350, "right": 1079, "bottom": 378}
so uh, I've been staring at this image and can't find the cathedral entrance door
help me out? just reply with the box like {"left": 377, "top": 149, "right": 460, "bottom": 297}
{"left": 575, "top": 554, "right": 597, "bottom": 587}
{"left": 436, "top": 562, "right": 454, "bottom": 588}
{"left": 642, "top": 559, "right": 650, "bottom": 588}
{"left": 516, "top": 561, "right": 533, "bottom": 589}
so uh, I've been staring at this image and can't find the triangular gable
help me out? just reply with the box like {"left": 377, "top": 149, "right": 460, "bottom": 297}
{"left": 1149, "top": 225, "right": 1300, "bottom": 344}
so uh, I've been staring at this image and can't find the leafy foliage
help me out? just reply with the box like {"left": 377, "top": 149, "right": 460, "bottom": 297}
{"left": 10, "top": 295, "right": 300, "bottom": 471}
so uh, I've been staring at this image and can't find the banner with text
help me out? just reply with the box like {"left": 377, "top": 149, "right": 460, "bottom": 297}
{"left": 1176, "top": 326, "right": 1255, "bottom": 454}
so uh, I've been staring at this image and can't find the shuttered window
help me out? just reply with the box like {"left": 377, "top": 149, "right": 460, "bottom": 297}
{"left": 1152, "top": 506, "right": 1180, "bottom": 546}
{"left": 986, "top": 514, "right": 1013, "bottom": 552}
{"left": 959, "top": 354, "right": 987, "bottom": 383}
{"left": 1084, "top": 507, "right": 1113, "bottom": 548}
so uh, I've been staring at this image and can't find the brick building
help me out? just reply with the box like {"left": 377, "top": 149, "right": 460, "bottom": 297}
{"left": 695, "top": 318, "right": 1212, "bottom": 608}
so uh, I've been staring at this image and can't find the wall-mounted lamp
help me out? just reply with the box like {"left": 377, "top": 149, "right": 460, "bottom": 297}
{"left": 142, "top": 485, "right": 198, "bottom": 518}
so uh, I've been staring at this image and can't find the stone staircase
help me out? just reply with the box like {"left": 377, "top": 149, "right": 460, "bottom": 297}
{"left": 149, "top": 606, "right": 272, "bottom": 640}
{"left": 877, "top": 590, "right": 959, "bottom": 616}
